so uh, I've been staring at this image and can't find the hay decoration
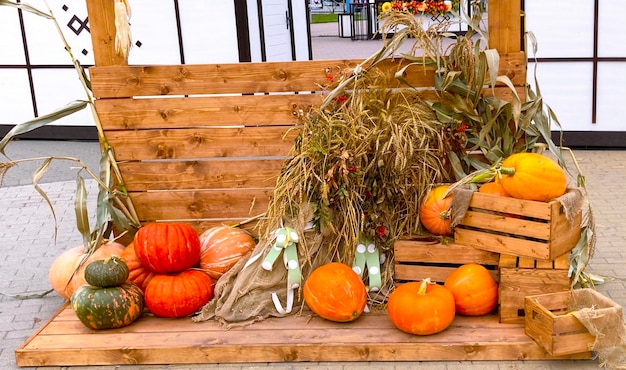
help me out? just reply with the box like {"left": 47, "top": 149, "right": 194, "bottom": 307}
{"left": 259, "top": 68, "right": 449, "bottom": 295}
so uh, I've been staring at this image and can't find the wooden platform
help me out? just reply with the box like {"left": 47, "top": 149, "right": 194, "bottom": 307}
{"left": 16, "top": 304, "right": 591, "bottom": 367}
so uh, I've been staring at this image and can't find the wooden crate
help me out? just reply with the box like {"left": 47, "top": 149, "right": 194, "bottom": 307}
{"left": 498, "top": 254, "right": 571, "bottom": 324}
{"left": 525, "top": 289, "right": 622, "bottom": 356}
{"left": 394, "top": 237, "right": 500, "bottom": 284}
{"left": 454, "top": 192, "right": 582, "bottom": 260}
{"left": 15, "top": 304, "right": 591, "bottom": 366}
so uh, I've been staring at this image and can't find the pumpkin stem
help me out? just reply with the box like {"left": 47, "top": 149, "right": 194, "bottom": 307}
{"left": 498, "top": 166, "right": 516, "bottom": 176}
{"left": 418, "top": 278, "right": 432, "bottom": 295}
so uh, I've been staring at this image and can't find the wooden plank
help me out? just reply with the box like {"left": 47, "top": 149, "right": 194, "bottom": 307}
{"left": 105, "top": 126, "right": 298, "bottom": 161}
{"left": 85, "top": 0, "right": 127, "bottom": 66}
{"left": 95, "top": 94, "right": 322, "bottom": 130}
{"left": 15, "top": 305, "right": 591, "bottom": 367}
{"left": 459, "top": 210, "right": 551, "bottom": 240}
{"left": 127, "top": 189, "right": 271, "bottom": 222}
{"left": 488, "top": 0, "right": 522, "bottom": 53}
{"left": 467, "top": 193, "right": 552, "bottom": 220}
{"left": 454, "top": 228, "right": 552, "bottom": 260}
{"left": 118, "top": 158, "right": 285, "bottom": 191}
{"left": 394, "top": 240, "right": 500, "bottom": 265}
{"left": 90, "top": 55, "right": 527, "bottom": 98}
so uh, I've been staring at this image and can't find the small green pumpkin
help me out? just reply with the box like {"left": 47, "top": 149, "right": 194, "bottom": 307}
{"left": 70, "top": 282, "right": 144, "bottom": 330}
{"left": 84, "top": 256, "right": 129, "bottom": 288}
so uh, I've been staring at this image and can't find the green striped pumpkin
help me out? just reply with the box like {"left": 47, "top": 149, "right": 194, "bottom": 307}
{"left": 70, "top": 282, "right": 144, "bottom": 330}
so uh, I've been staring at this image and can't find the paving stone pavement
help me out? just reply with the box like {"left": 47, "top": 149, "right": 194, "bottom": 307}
{"left": 1, "top": 22, "right": 625, "bottom": 370}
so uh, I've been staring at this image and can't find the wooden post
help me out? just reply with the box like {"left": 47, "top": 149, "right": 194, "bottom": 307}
{"left": 86, "top": 0, "right": 127, "bottom": 66}
{"left": 487, "top": 0, "right": 522, "bottom": 53}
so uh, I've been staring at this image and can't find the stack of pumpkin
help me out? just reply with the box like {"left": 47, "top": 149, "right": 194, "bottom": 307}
{"left": 418, "top": 152, "right": 568, "bottom": 236}
{"left": 49, "top": 223, "right": 256, "bottom": 328}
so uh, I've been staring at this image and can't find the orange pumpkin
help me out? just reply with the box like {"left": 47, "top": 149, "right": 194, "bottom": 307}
{"left": 199, "top": 226, "right": 256, "bottom": 280}
{"left": 303, "top": 262, "right": 367, "bottom": 322}
{"left": 48, "top": 241, "right": 126, "bottom": 300}
{"left": 478, "top": 182, "right": 510, "bottom": 197}
{"left": 387, "top": 278, "right": 456, "bottom": 335}
{"left": 418, "top": 185, "right": 453, "bottom": 236}
{"left": 144, "top": 269, "right": 214, "bottom": 318}
{"left": 498, "top": 152, "right": 567, "bottom": 202}
{"left": 133, "top": 222, "right": 201, "bottom": 273}
{"left": 444, "top": 263, "right": 498, "bottom": 316}
{"left": 120, "top": 242, "right": 155, "bottom": 291}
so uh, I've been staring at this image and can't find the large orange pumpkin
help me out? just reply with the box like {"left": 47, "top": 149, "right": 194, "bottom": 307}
{"left": 199, "top": 226, "right": 256, "bottom": 280}
{"left": 133, "top": 223, "right": 201, "bottom": 273}
{"left": 303, "top": 262, "right": 367, "bottom": 322}
{"left": 144, "top": 269, "right": 214, "bottom": 318}
{"left": 498, "top": 152, "right": 567, "bottom": 202}
{"left": 418, "top": 185, "right": 453, "bottom": 236}
{"left": 387, "top": 278, "right": 456, "bottom": 335}
{"left": 48, "top": 241, "right": 126, "bottom": 300}
{"left": 444, "top": 263, "right": 498, "bottom": 316}
{"left": 120, "top": 242, "right": 155, "bottom": 291}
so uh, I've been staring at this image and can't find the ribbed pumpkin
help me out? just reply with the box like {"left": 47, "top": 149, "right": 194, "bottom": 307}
{"left": 387, "top": 278, "right": 456, "bottom": 335}
{"left": 444, "top": 263, "right": 498, "bottom": 316}
{"left": 478, "top": 182, "right": 510, "bottom": 197}
{"left": 144, "top": 269, "right": 214, "bottom": 318}
{"left": 418, "top": 185, "right": 453, "bottom": 236}
{"left": 48, "top": 242, "right": 126, "bottom": 300}
{"left": 120, "top": 242, "right": 155, "bottom": 291}
{"left": 303, "top": 262, "right": 367, "bottom": 322}
{"left": 84, "top": 256, "right": 129, "bottom": 288}
{"left": 199, "top": 226, "right": 257, "bottom": 280}
{"left": 498, "top": 152, "right": 567, "bottom": 202}
{"left": 70, "top": 282, "right": 144, "bottom": 330}
{"left": 133, "top": 223, "right": 201, "bottom": 273}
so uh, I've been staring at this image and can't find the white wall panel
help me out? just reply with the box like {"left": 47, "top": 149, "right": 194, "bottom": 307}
{"left": 0, "top": 70, "right": 33, "bottom": 124}
{"left": 596, "top": 62, "right": 626, "bottom": 130}
{"left": 127, "top": 1, "right": 181, "bottom": 65}
{"left": 597, "top": 0, "right": 626, "bottom": 58}
{"left": 31, "top": 69, "right": 94, "bottom": 126}
{"left": 525, "top": 0, "right": 594, "bottom": 58}
{"left": 528, "top": 62, "right": 593, "bottom": 131}
{"left": 24, "top": 0, "right": 94, "bottom": 65}
{"left": 0, "top": 8, "right": 26, "bottom": 65}
{"left": 177, "top": 1, "right": 239, "bottom": 64}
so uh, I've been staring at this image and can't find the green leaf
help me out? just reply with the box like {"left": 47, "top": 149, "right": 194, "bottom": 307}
{"left": 74, "top": 176, "right": 91, "bottom": 250}
{"left": 483, "top": 49, "right": 500, "bottom": 91}
{"left": 31, "top": 158, "right": 57, "bottom": 242}
{"left": 0, "top": 0, "right": 52, "bottom": 19}
{"left": 0, "top": 100, "right": 88, "bottom": 155}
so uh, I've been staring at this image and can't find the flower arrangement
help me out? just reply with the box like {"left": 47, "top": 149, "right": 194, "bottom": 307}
{"left": 383, "top": 0, "right": 460, "bottom": 16}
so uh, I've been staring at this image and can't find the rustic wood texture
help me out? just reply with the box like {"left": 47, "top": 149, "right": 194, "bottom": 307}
{"left": 89, "top": 54, "right": 526, "bottom": 98}
{"left": 85, "top": 0, "right": 127, "bottom": 66}
{"left": 15, "top": 304, "right": 590, "bottom": 367}
{"left": 498, "top": 254, "right": 571, "bottom": 324}
{"left": 394, "top": 238, "right": 500, "bottom": 284}
{"left": 454, "top": 192, "right": 582, "bottom": 260}
{"left": 524, "top": 289, "right": 622, "bottom": 356}
{"left": 488, "top": 0, "right": 522, "bottom": 53}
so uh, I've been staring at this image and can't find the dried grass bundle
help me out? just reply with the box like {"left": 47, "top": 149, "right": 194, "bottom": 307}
{"left": 259, "top": 70, "right": 449, "bottom": 291}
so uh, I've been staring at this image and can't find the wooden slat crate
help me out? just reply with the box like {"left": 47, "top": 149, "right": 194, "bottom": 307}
{"left": 454, "top": 192, "right": 582, "bottom": 260}
{"left": 15, "top": 304, "right": 590, "bottom": 366}
{"left": 499, "top": 254, "right": 571, "bottom": 324}
{"left": 393, "top": 237, "right": 500, "bottom": 284}
{"left": 525, "top": 289, "right": 622, "bottom": 356}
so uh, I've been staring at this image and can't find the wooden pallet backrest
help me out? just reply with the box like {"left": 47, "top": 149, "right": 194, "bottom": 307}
{"left": 85, "top": 0, "right": 525, "bottom": 232}
{"left": 90, "top": 57, "right": 526, "bottom": 231}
